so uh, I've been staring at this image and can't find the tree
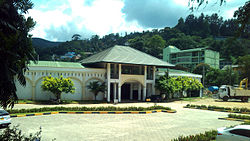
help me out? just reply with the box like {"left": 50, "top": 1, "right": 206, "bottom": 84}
{"left": 155, "top": 73, "right": 180, "bottom": 99}
{"left": 87, "top": 81, "right": 106, "bottom": 100}
{"left": 238, "top": 55, "right": 250, "bottom": 80}
{"left": 188, "top": 0, "right": 249, "bottom": 37}
{"left": 72, "top": 34, "right": 81, "bottom": 41}
{"left": 233, "top": 1, "right": 250, "bottom": 37}
{"left": 41, "top": 75, "right": 75, "bottom": 104}
{"left": 0, "top": 0, "right": 36, "bottom": 108}
{"left": 156, "top": 73, "right": 203, "bottom": 99}
{"left": 146, "top": 34, "right": 166, "bottom": 58}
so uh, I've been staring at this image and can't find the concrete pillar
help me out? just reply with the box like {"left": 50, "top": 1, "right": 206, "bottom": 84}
{"left": 143, "top": 86, "right": 146, "bottom": 101}
{"left": 200, "top": 89, "right": 203, "bottom": 98}
{"left": 107, "top": 63, "right": 111, "bottom": 102}
{"left": 138, "top": 84, "right": 141, "bottom": 100}
{"left": 118, "top": 64, "right": 122, "bottom": 102}
{"left": 31, "top": 72, "right": 35, "bottom": 100}
{"left": 82, "top": 73, "right": 85, "bottom": 100}
{"left": 152, "top": 66, "right": 156, "bottom": 95}
{"left": 130, "top": 83, "right": 133, "bottom": 100}
{"left": 113, "top": 83, "right": 117, "bottom": 100}
{"left": 118, "top": 85, "right": 121, "bottom": 102}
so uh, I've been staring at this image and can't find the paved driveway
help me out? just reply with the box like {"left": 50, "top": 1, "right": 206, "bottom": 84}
{"left": 10, "top": 107, "right": 240, "bottom": 141}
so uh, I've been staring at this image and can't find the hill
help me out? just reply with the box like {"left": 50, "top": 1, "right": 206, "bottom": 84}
{"left": 32, "top": 38, "right": 62, "bottom": 48}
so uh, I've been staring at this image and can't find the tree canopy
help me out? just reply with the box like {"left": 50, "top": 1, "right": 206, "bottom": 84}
{"left": 41, "top": 75, "right": 75, "bottom": 103}
{"left": 87, "top": 81, "right": 106, "bottom": 100}
{"left": 0, "top": 0, "right": 36, "bottom": 108}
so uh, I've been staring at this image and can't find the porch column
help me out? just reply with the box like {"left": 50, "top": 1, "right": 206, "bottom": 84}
{"left": 143, "top": 66, "right": 147, "bottom": 101}
{"left": 152, "top": 66, "right": 156, "bottom": 95}
{"left": 138, "top": 84, "right": 141, "bottom": 100}
{"left": 143, "top": 86, "right": 146, "bottom": 101}
{"left": 107, "top": 63, "right": 111, "bottom": 102}
{"left": 118, "top": 85, "right": 121, "bottom": 102}
{"left": 118, "top": 64, "right": 121, "bottom": 102}
{"left": 113, "top": 83, "right": 117, "bottom": 100}
{"left": 130, "top": 83, "right": 133, "bottom": 100}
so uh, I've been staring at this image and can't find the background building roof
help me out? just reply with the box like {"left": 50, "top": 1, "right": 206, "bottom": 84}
{"left": 29, "top": 61, "right": 84, "bottom": 68}
{"left": 157, "top": 68, "right": 202, "bottom": 78}
{"left": 80, "top": 45, "right": 174, "bottom": 67}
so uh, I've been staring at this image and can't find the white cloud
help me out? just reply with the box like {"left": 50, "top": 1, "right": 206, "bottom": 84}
{"left": 27, "top": 0, "right": 145, "bottom": 41}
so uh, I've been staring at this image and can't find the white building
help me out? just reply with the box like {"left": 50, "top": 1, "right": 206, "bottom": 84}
{"left": 16, "top": 45, "right": 201, "bottom": 102}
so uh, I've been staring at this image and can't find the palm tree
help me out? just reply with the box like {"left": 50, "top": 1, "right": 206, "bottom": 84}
{"left": 87, "top": 81, "right": 106, "bottom": 100}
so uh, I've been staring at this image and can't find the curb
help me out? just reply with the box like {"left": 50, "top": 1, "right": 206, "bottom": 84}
{"left": 218, "top": 117, "right": 250, "bottom": 122}
{"left": 10, "top": 110, "right": 176, "bottom": 118}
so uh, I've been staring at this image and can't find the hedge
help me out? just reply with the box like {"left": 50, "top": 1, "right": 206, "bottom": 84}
{"left": 7, "top": 106, "right": 172, "bottom": 114}
{"left": 185, "top": 104, "right": 250, "bottom": 113}
{"left": 172, "top": 130, "right": 217, "bottom": 141}
{"left": 228, "top": 114, "right": 250, "bottom": 120}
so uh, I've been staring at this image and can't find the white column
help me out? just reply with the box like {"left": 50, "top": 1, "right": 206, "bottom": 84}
{"left": 143, "top": 86, "right": 146, "bottom": 101}
{"left": 152, "top": 66, "right": 156, "bottom": 95}
{"left": 143, "top": 66, "right": 147, "bottom": 101}
{"left": 200, "top": 89, "right": 203, "bottom": 98}
{"left": 118, "top": 85, "right": 121, "bottom": 102}
{"left": 130, "top": 83, "right": 133, "bottom": 100}
{"left": 118, "top": 64, "right": 121, "bottom": 102}
{"left": 113, "top": 83, "right": 117, "bottom": 100}
{"left": 138, "top": 84, "right": 141, "bottom": 100}
{"left": 107, "top": 63, "right": 111, "bottom": 102}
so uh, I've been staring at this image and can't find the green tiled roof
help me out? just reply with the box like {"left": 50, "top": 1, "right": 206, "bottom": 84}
{"left": 80, "top": 45, "right": 174, "bottom": 67}
{"left": 29, "top": 61, "right": 84, "bottom": 68}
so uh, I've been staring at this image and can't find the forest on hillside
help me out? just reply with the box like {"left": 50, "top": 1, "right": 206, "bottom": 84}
{"left": 34, "top": 13, "right": 250, "bottom": 64}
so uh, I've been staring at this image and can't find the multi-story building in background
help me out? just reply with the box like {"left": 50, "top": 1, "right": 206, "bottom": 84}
{"left": 163, "top": 46, "right": 220, "bottom": 71}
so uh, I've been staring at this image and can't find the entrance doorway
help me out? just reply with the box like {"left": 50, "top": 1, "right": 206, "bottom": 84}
{"left": 121, "top": 83, "right": 130, "bottom": 100}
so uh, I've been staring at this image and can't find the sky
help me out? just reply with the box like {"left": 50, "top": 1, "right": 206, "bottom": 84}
{"left": 26, "top": 0, "right": 247, "bottom": 41}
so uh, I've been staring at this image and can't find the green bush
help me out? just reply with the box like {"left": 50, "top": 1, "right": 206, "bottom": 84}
{"left": 185, "top": 104, "right": 250, "bottom": 113}
{"left": 0, "top": 125, "right": 42, "bottom": 141}
{"left": 228, "top": 114, "right": 250, "bottom": 120}
{"left": 172, "top": 130, "right": 217, "bottom": 141}
{"left": 8, "top": 106, "right": 172, "bottom": 114}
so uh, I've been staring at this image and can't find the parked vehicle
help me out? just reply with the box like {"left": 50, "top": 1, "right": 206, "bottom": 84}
{"left": 208, "top": 86, "right": 219, "bottom": 94}
{"left": 0, "top": 109, "right": 11, "bottom": 128}
{"left": 216, "top": 125, "right": 250, "bottom": 141}
{"left": 218, "top": 78, "right": 250, "bottom": 102}
{"left": 146, "top": 95, "right": 163, "bottom": 102}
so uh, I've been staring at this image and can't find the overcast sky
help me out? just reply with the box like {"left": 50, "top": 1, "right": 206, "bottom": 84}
{"left": 27, "top": 0, "right": 247, "bottom": 41}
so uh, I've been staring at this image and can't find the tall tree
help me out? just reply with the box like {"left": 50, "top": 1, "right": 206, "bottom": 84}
{"left": 0, "top": 0, "right": 36, "bottom": 108}
{"left": 72, "top": 34, "right": 81, "bottom": 41}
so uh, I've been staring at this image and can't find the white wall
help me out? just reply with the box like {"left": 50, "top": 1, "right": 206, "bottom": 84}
{"left": 15, "top": 66, "right": 106, "bottom": 101}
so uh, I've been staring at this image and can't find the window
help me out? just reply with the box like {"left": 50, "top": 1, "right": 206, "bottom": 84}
{"left": 121, "top": 65, "right": 143, "bottom": 75}
{"left": 229, "top": 129, "right": 250, "bottom": 138}
{"left": 147, "top": 66, "right": 153, "bottom": 80}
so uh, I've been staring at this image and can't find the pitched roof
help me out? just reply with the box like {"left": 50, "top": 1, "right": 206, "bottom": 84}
{"left": 80, "top": 45, "right": 174, "bottom": 67}
{"left": 29, "top": 61, "right": 84, "bottom": 68}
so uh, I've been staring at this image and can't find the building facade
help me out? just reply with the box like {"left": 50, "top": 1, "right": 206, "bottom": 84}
{"left": 16, "top": 45, "right": 175, "bottom": 102}
{"left": 16, "top": 45, "right": 202, "bottom": 102}
{"left": 163, "top": 46, "right": 220, "bottom": 71}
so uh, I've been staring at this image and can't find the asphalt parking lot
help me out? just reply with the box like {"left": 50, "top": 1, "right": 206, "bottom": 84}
{"left": 10, "top": 108, "right": 240, "bottom": 141}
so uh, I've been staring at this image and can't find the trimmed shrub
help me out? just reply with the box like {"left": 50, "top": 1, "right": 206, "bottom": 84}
{"left": 8, "top": 106, "right": 172, "bottom": 114}
{"left": 228, "top": 114, "right": 250, "bottom": 120}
